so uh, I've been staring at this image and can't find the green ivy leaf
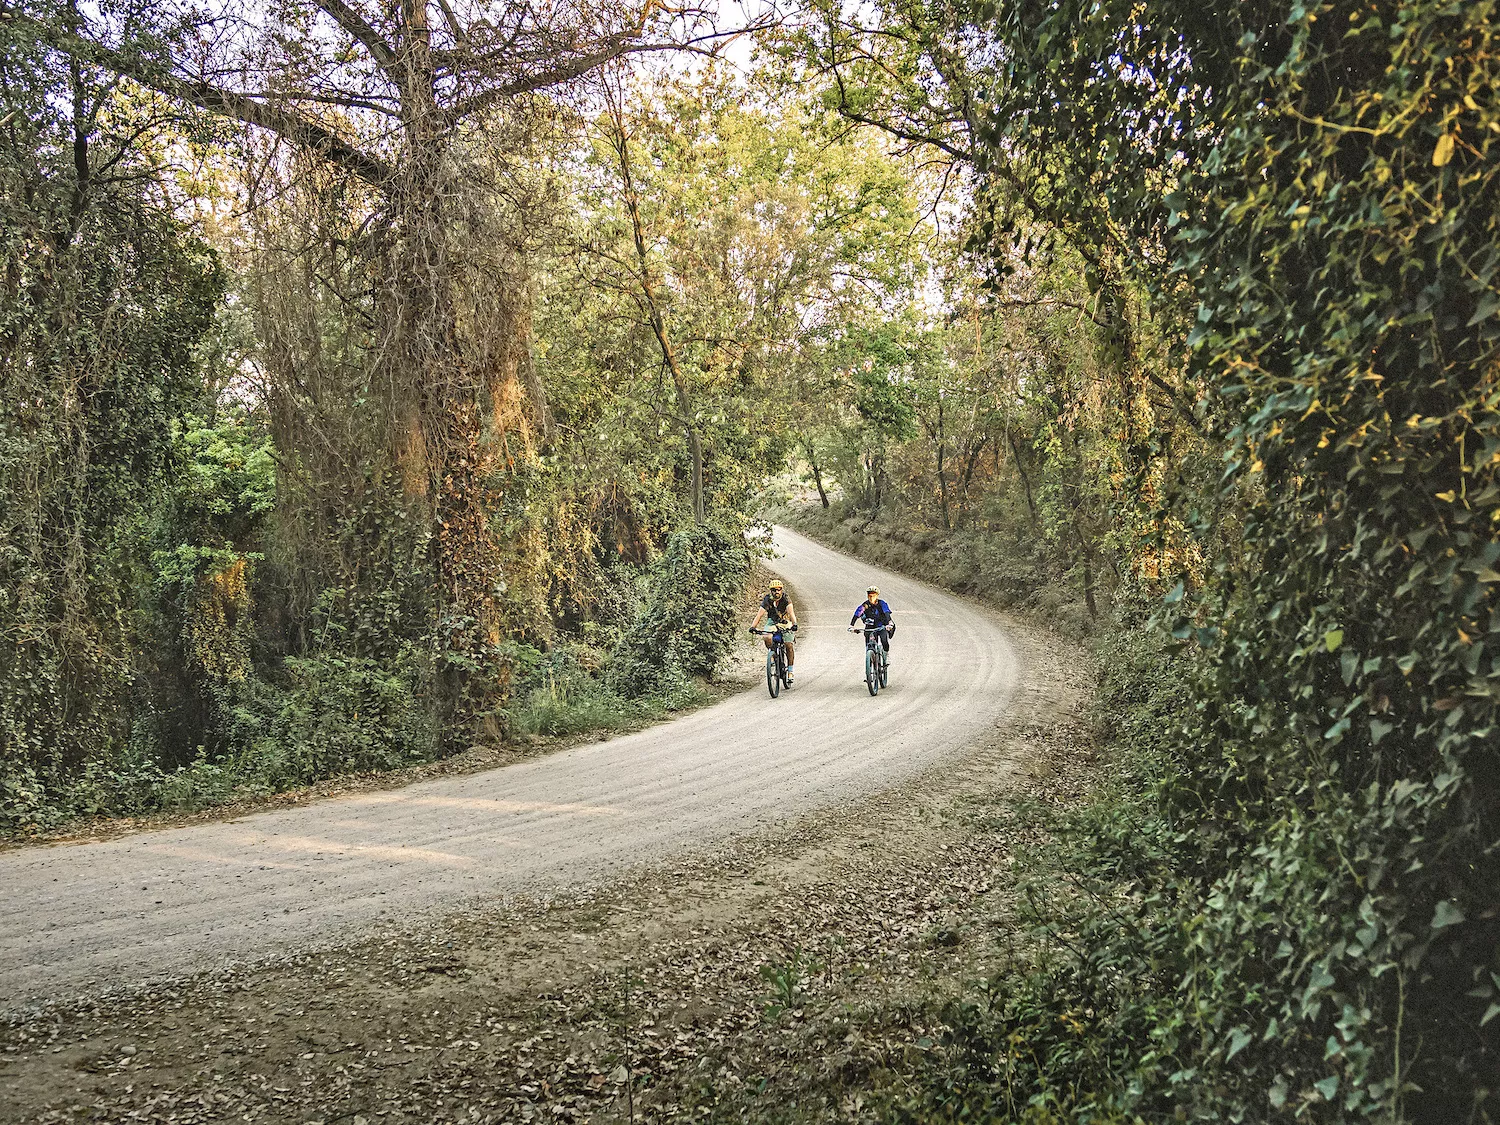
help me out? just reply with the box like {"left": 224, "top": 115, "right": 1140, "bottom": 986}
{"left": 1340, "top": 650, "right": 1359, "bottom": 684}
{"left": 1268, "top": 1076, "right": 1289, "bottom": 1109}
{"left": 1468, "top": 292, "right": 1500, "bottom": 327}
{"left": 1431, "top": 900, "right": 1465, "bottom": 929}
{"left": 1226, "top": 1026, "right": 1252, "bottom": 1060}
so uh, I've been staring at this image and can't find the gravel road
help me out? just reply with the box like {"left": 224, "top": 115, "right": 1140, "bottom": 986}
{"left": 0, "top": 527, "right": 1018, "bottom": 1008}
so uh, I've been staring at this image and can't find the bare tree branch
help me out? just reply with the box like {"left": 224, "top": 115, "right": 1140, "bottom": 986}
{"left": 445, "top": 33, "right": 753, "bottom": 123}
{"left": 431, "top": 0, "right": 467, "bottom": 45}
{"left": 9, "top": 8, "right": 396, "bottom": 184}
{"left": 312, "top": 0, "right": 402, "bottom": 84}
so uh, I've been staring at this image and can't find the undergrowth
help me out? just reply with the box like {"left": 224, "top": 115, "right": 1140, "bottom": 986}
{"left": 1, "top": 521, "right": 752, "bottom": 837}
{"left": 505, "top": 644, "right": 709, "bottom": 739}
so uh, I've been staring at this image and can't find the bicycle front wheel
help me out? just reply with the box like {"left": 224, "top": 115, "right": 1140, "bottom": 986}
{"left": 766, "top": 648, "right": 781, "bottom": 698}
{"left": 865, "top": 646, "right": 879, "bottom": 696}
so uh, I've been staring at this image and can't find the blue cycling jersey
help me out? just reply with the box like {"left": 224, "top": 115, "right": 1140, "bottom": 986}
{"left": 851, "top": 599, "right": 893, "bottom": 627}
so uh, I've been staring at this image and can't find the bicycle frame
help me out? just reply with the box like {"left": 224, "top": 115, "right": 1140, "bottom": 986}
{"left": 754, "top": 624, "right": 796, "bottom": 698}
{"left": 862, "top": 624, "right": 889, "bottom": 696}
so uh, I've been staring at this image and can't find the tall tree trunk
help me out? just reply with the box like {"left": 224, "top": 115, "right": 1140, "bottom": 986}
{"left": 1078, "top": 533, "right": 1098, "bottom": 620}
{"left": 957, "top": 432, "right": 988, "bottom": 527}
{"left": 935, "top": 395, "right": 951, "bottom": 531}
{"left": 865, "top": 449, "right": 886, "bottom": 518}
{"left": 684, "top": 423, "right": 705, "bottom": 524}
{"left": 1063, "top": 418, "right": 1099, "bottom": 621}
{"left": 388, "top": 0, "right": 508, "bottom": 720}
{"left": 803, "top": 438, "right": 830, "bottom": 507}
{"left": 1007, "top": 431, "right": 1037, "bottom": 522}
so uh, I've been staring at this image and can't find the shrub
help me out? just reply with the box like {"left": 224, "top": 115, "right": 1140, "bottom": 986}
{"left": 900, "top": 0, "right": 1500, "bottom": 1118}
{"left": 225, "top": 644, "right": 440, "bottom": 787}
{"left": 611, "top": 523, "right": 750, "bottom": 697}
{"left": 507, "top": 644, "right": 638, "bottom": 736}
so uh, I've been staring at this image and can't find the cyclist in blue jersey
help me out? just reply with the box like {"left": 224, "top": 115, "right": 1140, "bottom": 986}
{"left": 847, "top": 586, "right": 895, "bottom": 656}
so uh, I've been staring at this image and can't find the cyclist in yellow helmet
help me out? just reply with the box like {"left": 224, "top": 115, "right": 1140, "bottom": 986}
{"left": 748, "top": 578, "right": 797, "bottom": 683}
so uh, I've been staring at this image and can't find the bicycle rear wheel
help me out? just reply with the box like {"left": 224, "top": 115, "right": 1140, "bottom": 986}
{"left": 865, "top": 646, "right": 879, "bottom": 696}
{"left": 878, "top": 647, "right": 889, "bottom": 688}
{"left": 766, "top": 647, "right": 781, "bottom": 698}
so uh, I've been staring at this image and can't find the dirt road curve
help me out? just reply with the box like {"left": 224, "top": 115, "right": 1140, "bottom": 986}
{"left": 0, "top": 528, "right": 1018, "bottom": 1008}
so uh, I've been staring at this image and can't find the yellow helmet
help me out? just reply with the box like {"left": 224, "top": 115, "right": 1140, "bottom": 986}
{"left": 768, "top": 579, "right": 785, "bottom": 590}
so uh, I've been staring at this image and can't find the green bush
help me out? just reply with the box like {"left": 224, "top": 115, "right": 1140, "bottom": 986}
{"left": 505, "top": 643, "right": 630, "bottom": 736}
{"left": 899, "top": 0, "right": 1500, "bottom": 1119}
{"left": 0, "top": 124, "right": 226, "bottom": 802}
{"left": 510, "top": 682, "right": 636, "bottom": 738}
{"left": 0, "top": 642, "right": 440, "bottom": 835}
{"left": 0, "top": 761, "right": 49, "bottom": 830}
{"left": 225, "top": 644, "right": 440, "bottom": 787}
{"left": 610, "top": 523, "right": 750, "bottom": 697}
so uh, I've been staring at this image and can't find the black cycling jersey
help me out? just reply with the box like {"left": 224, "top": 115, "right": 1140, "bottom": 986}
{"left": 761, "top": 593, "right": 792, "bottom": 623}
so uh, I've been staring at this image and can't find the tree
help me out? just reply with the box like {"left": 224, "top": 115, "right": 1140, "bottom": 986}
{"left": 554, "top": 67, "right": 922, "bottom": 527}
{"left": 599, "top": 76, "right": 708, "bottom": 524}
{"left": 0, "top": 14, "right": 224, "bottom": 800}
{"left": 8, "top": 0, "right": 754, "bottom": 725}
{"left": 883, "top": 0, "right": 1500, "bottom": 1118}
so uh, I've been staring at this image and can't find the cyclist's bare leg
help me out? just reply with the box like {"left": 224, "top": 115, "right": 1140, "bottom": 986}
{"left": 785, "top": 641, "right": 796, "bottom": 666}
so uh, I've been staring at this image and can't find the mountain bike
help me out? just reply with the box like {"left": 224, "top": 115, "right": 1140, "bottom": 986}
{"left": 850, "top": 623, "right": 890, "bottom": 696}
{"left": 752, "top": 623, "right": 797, "bottom": 698}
